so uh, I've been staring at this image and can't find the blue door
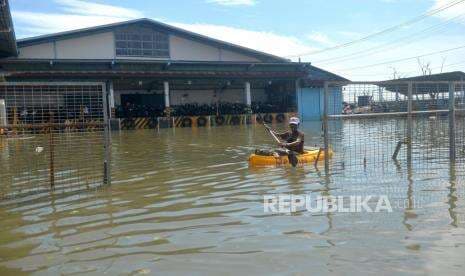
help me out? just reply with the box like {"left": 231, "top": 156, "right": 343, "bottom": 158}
{"left": 298, "top": 87, "right": 342, "bottom": 121}
{"left": 298, "top": 87, "right": 322, "bottom": 121}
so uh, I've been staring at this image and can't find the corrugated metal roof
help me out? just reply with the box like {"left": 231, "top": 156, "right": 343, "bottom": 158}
{"left": 389, "top": 71, "right": 465, "bottom": 82}
{"left": 0, "top": 0, "right": 17, "bottom": 57}
{"left": 380, "top": 71, "right": 465, "bottom": 94}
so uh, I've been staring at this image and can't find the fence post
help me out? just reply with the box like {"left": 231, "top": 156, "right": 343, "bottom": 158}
{"left": 449, "top": 81, "right": 456, "bottom": 163}
{"left": 323, "top": 82, "right": 330, "bottom": 174}
{"left": 407, "top": 82, "right": 413, "bottom": 166}
{"left": 103, "top": 82, "right": 112, "bottom": 185}
{"left": 49, "top": 116, "right": 55, "bottom": 189}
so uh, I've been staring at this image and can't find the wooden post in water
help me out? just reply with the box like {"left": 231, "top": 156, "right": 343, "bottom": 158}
{"left": 314, "top": 147, "right": 323, "bottom": 167}
{"left": 103, "top": 82, "right": 112, "bottom": 185}
{"left": 392, "top": 140, "right": 404, "bottom": 160}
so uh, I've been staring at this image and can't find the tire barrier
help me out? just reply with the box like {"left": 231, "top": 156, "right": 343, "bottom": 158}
{"left": 197, "top": 116, "right": 207, "bottom": 127}
{"left": 275, "top": 113, "right": 285, "bottom": 123}
{"left": 181, "top": 117, "right": 192, "bottom": 128}
{"left": 114, "top": 112, "right": 295, "bottom": 129}
{"left": 215, "top": 115, "right": 225, "bottom": 126}
{"left": 121, "top": 118, "right": 153, "bottom": 130}
{"left": 263, "top": 114, "right": 273, "bottom": 123}
{"left": 121, "top": 118, "right": 136, "bottom": 130}
{"left": 230, "top": 116, "right": 241, "bottom": 125}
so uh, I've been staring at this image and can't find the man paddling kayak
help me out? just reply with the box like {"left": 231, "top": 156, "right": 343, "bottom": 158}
{"left": 264, "top": 117, "right": 304, "bottom": 167}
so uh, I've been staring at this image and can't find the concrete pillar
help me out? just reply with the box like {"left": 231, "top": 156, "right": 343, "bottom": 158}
{"left": 164, "top": 81, "right": 170, "bottom": 107}
{"left": 245, "top": 81, "right": 251, "bottom": 106}
{"left": 109, "top": 81, "right": 115, "bottom": 109}
{"left": 0, "top": 99, "right": 6, "bottom": 126}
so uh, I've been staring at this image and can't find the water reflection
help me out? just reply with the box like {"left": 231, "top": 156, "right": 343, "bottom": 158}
{"left": 0, "top": 120, "right": 464, "bottom": 274}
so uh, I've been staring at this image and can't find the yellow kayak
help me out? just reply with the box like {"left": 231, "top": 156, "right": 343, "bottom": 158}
{"left": 248, "top": 148, "right": 333, "bottom": 167}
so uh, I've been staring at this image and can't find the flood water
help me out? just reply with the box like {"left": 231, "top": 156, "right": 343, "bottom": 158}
{"left": 0, "top": 120, "right": 464, "bottom": 275}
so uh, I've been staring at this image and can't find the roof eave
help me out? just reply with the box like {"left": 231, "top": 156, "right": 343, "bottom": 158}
{"left": 0, "top": 0, "right": 18, "bottom": 57}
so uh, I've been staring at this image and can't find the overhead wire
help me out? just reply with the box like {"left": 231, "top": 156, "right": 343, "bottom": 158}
{"left": 285, "top": 0, "right": 465, "bottom": 58}
{"left": 312, "top": 13, "right": 465, "bottom": 65}
{"left": 334, "top": 44, "right": 465, "bottom": 71}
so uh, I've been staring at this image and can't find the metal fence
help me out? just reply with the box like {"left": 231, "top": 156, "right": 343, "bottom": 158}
{"left": 0, "top": 82, "right": 111, "bottom": 201}
{"left": 323, "top": 81, "right": 465, "bottom": 175}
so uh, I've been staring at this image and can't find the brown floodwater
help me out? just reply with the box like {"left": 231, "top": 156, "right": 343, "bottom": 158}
{"left": 0, "top": 120, "right": 464, "bottom": 275}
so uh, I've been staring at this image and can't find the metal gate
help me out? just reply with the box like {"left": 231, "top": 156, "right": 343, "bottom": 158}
{"left": 322, "top": 81, "right": 465, "bottom": 174}
{"left": 0, "top": 82, "right": 111, "bottom": 201}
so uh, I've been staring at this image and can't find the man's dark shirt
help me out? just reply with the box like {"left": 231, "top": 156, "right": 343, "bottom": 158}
{"left": 278, "top": 131, "right": 305, "bottom": 154}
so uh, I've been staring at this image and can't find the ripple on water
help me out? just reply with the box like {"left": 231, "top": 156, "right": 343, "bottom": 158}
{"left": 0, "top": 124, "right": 464, "bottom": 274}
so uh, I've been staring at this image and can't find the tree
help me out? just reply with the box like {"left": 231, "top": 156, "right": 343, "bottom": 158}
{"left": 417, "top": 58, "right": 438, "bottom": 99}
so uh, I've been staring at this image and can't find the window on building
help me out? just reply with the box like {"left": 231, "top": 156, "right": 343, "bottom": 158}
{"left": 115, "top": 28, "right": 170, "bottom": 58}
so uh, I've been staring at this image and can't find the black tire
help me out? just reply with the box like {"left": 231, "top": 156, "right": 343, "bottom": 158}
{"left": 197, "top": 116, "right": 207, "bottom": 127}
{"left": 263, "top": 114, "right": 273, "bottom": 123}
{"left": 255, "top": 114, "right": 263, "bottom": 124}
{"left": 215, "top": 115, "right": 225, "bottom": 126}
{"left": 275, "top": 113, "right": 285, "bottom": 123}
{"left": 148, "top": 117, "right": 158, "bottom": 129}
{"left": 181, "top": 117, "right": 192, "bottom": 128}
{"left": 230, "top": 116, "right": 240, "bottom": 125}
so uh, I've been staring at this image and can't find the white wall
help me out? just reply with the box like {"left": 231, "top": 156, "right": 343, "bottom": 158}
{"left": 220, "top": 49, "right": 260, "bottom": 62}
{"left": 18, "top": 32, "right": 115, "bottom": 59}
{"left": 17, "top": 27, "right": 262, "bottom": 62}
{"left": 169, "top": 35, "right": 260, "bottom": 62}
{"left": 56, "top": 32, "right": 115, "bottom": 59}
{"left": 18, "top": 42, "right": 55, "bottom": 59}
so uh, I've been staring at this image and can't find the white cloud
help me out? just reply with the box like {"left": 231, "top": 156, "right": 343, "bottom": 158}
{"left": 305, "top": 31, "right": 334, "bottom": 46}
{"left": 430, "top": 0, "right": 465, "bottom": 23}
{"left": 13, "top": 0, "right": 142, "bottom": 36}
{"left": 206, "top": 0, "right": 257, "bottom": 6}
{"left": 13, "top": 11, "right": 132, "bottom": 35}
{"left": 55, "top": 0, "right": 143, "bottom": 18}
{"left": 12, "top": 0, "right": 316, "bottom": 59}
{"left": 171, "top": 22, "right": 317, "bottom": 58}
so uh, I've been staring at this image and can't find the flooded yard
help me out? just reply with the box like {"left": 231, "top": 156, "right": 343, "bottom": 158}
{"left": 0, "top": 119, "right": 464, "bottom": 275}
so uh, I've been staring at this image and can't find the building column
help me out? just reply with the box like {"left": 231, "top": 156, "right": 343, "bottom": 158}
{"left": 245, "top": 81, "right": 251, "bottom": 106}
{"left": 0, "top": 99, "right": 6, "bottom": 127}
{"left": 164, "top": 81, "right": 170, "bottom": 107}
{"left": 109, "top": 81, "right": 115, "bottom": 118}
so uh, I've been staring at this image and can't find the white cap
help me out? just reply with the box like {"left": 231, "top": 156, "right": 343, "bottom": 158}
{"left": 289, "top": 117, "right": 300, "bottom": 125}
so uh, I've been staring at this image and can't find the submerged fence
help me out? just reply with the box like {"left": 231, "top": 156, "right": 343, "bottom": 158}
{"left": 322, "top": 81, "right": 465, "bottom": 174}
{"left": 0, "top": 82, "right": 111, "bottom": 201}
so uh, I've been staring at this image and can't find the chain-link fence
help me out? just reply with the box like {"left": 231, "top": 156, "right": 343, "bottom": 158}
{"left": 323, "top": 81, "right": 465, "bottom": 174}
{"left": 0, "top": 82, "right": 111, "bottom": 202}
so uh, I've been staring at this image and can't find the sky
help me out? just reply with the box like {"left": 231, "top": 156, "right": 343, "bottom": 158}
{"left": 8, "top": 0, "right": 465, "bottom": 80}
